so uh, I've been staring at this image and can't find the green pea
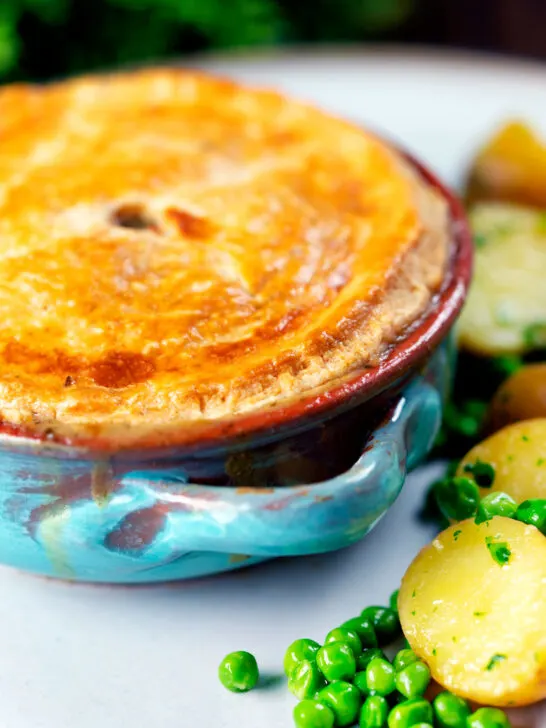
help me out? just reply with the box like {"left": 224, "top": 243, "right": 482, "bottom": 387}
{"left": 388, "top": 698, "right": 434, "bottom": 728}
{"left": 361, "top": 607, "right": 401, "bottom": 646}
{"left": 288, "top": 659, "right": 327, "bottom": 700}
{"left": 354, "top": 670, "right": 371, "bottom": 696}
{"left": 360, "top": 695, "right": 389, "bottom": 728}
{"left": 316, "top": 642, "right": 356, "bottom": 682}
{"left": 393, "top": 649, "right": 418, "bottom": 672}
{"left": 390, "top": 590, "right": 400, "bottom": 614}
{"left": 475, "top": 492, "right": 517, "bottom": 524}
{"left": 434, "top": 477, "right": 480, "bottom": 522}
{"left": 433, "top": 692, "right": 471, "bottom": 728}
{"left": 218, "top": 651, "right": 259, "bottom": 693}
{"left": 284, "top": 638, "right": 321, "bottom": 677}
{"left": 325, "top": 627, "right": 363, "bottom": 656}
{"left": 394, "top": 661, "right": 431, "bottom": 698}
{"left": 293, "top": 700, "right": 335, "bottom": 728}
{"left": 357, "top": 649, "right": 388, "bottom": 671}
{"left": 410, "top": 724, "right": 433, "bottom": 728}
{"left": 466, "top": 707, "right": 511, "bottom": 728}
{"left": 318, "top": 681, "right": 362, "bottom": 727}
{"left": 341, "top": 617, "right": 379, "bottom": 648}
{"left": 365, "top": 657, "right": 396, "bottom": 696}
{"left": 515, "top": 499, "right": 546, "bottom": 534}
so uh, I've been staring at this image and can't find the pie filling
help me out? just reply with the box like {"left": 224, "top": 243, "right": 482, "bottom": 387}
{"left": 0, "top": 69, "right": 450, "bottom": 440}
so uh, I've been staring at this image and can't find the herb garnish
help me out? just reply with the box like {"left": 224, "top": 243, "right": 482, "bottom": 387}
{"left": 463, "top": 459, "right": 495, "bottom": 488}
{"left": 485, "top": 536, "right": 512, "bottom": 565}
{"left": 485, "top": 654, "right": 507, "bottom": 671}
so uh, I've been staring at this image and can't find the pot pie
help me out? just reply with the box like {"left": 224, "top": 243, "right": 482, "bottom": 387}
{"left": 0, "top": 69, "right": 450, "bottom": 445}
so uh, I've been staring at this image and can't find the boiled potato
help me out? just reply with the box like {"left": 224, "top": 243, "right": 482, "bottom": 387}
{"left": 457, "top": 203, "right": 546, "bottom": 356}
{"left": 457, "top": 419, "right": 546, "bottom": 502}
{"left": 399, "top": 517, "right": 546, "bottom": 707}
{"left": 487, "top": 364, "right": 546, "bottom": 433}
{"left": 465, "top": 121, "right": 546, "bottom": 208}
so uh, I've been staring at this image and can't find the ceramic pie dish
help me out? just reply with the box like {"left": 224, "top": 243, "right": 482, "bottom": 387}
{"left": 0, "top": 68, "right": 472, "bottom": 582}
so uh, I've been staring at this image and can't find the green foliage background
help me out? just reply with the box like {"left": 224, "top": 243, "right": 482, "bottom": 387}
{"left": 0, "top": 0, "right": 416, "bottom": 82}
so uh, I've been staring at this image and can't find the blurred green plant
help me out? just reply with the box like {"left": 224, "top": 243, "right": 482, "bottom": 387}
{"left": 0, "top": 0, "right": 416, "bottom": 82}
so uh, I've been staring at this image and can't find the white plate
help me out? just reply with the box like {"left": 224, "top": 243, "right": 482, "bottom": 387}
{"left": 1, "top": 47, "right": 544, "bottom": 728}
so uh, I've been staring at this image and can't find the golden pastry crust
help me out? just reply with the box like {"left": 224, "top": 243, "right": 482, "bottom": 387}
{"left": 0, "top": 68, "right": 450, "bottom": 442}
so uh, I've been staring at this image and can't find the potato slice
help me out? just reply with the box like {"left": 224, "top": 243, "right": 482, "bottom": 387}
{"left": 486, "top": 364, "right": 546, "bottom": 433}
{"left": 457, "top": 419, "right": 546, "bottom": 501}
{"left": 399, "top": 517, "right": 546, "bottom": 707}
{"left": 465, "top": 121, "right": 546, "bottom": 208}
{"left": 457, "top": 203, "right": 546, "bottom": 356}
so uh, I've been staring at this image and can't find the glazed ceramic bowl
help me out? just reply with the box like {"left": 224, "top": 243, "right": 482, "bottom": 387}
{"left": 0, "top": 153, "right": 472, "bottom": 583}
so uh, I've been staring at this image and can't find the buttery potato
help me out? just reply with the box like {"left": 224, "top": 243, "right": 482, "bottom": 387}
{"left": 465, "top": 121, "right": 546, "bottom": 209}
{"left": 486, "top": 364, "right": 546, "bottom": 433}
{"left": 399, "top": 517, "right": 546, "bottom": 707}
{"left": 457, "top": 419, "right": 546, "bottom": 502}
{"left": 457, "top": 203, "right": 546, "bottom": 356}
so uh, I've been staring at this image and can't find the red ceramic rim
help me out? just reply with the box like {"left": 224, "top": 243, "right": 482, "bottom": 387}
{"left": 0, "top": 149, "right": 473, "bottom": 458}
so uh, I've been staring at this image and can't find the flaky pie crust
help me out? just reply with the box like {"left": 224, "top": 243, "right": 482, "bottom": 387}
{"left": 0, "top": 69, "right": 450, "bottom": 442}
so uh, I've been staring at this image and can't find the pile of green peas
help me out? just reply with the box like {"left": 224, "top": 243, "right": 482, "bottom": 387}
{"left": 432, "top": 459, "right": 546, "bottom": 534}
{"left": 218, "top": 591, "right": 512, "bottom": 728}
{"left": 218, "top": 459, "right": 529, "bottom": 727}
{"left": 284, "top": 596, "right": 511, "bottom": 728}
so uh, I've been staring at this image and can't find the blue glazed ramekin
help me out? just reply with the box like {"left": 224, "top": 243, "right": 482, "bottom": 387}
{"left": 0, "top": 344, "right": 450, "bottom": 583}
{"left": 0, "top": 153, "right": 471, "bottom": 583}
